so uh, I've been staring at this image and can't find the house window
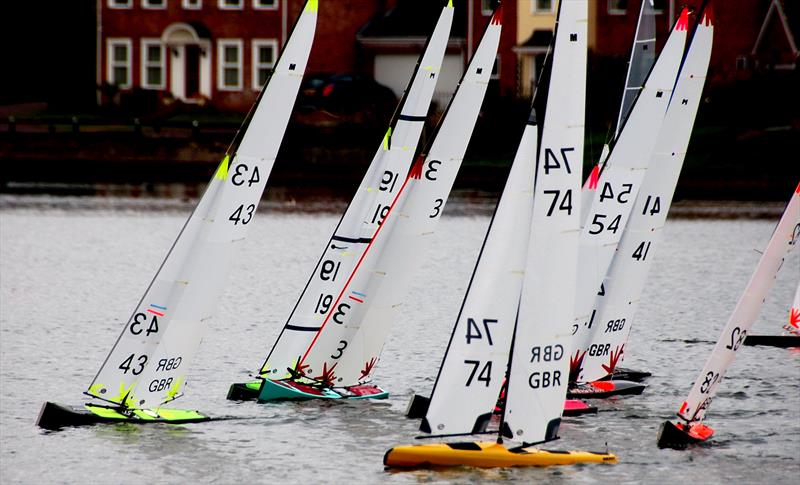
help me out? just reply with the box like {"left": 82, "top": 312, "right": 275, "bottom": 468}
{"left": 480, "top": 0, "right": 493, "bottom": 15}
{"left": 142, "top": 0, "right": 166, "bottom": 8}
{"left": 608, "top": 0, "right": 627, "bottom": 15}
{"left": 108, "top": 0, "right": 132, "bottom": 8}
{"left": 491, "top": 55, "right": 500, "bottom": 80}
{"left": 183, "top": 0, "right": 202, "bottom": 8}
{"left": 107, "top": 39, "right": 132, "bottom": 88}
{"left": 218, "top": 0, "right": 243, "bottom": 9}
{"left": 141, "top": 39, "right": 165, "bottom": 89}
{"left": 218, "top": 39, "right": 243, "bottom": 90}
{"left": 532, "top": 0, "right": 554, "bottom": 13}
{"left": 253, "top": 0, "right": 277, "bottom": 9}
{"left": 252, "top": 39, "right": 278, "bottom": 89}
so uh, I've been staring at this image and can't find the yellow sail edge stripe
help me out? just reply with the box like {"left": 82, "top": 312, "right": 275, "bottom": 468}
{"left": 214, "top": 154, "right": 230, "bottom": 180}
{"left": 305, "top": 0, "right": 318, "bottom": 13}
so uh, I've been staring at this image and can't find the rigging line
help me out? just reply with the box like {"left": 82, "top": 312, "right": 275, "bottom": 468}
{"left": 262, "top": 3, "right": 450, "bottom": 373}
{"left": 423, "top": 109, "right": 532, "bottom": 408}
{"left": 87, "top": 169, "right": 227, "bottom": 392}
{"left": 297, "top": 166, "right": 417, "bottom": 369}
{"left": 496, "top": 295, "right": 522, "bottom": 443}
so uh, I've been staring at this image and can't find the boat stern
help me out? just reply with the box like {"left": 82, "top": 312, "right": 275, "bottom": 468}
{"left": 657, "top": 420, "right": 714, "bottom": 449}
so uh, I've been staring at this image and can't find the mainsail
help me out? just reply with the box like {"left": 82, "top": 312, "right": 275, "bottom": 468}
{"left": 578, "top": 9, "right": 714, "bottom": 383}
{"left": 677, "top": 183, "right": 800, "bottom": 423}
{"left": 502, "top": 0, "right": 586, "bottom": 443}
{"left": 787, "top": 281, "right": 800, "bottom": 335}
{"left": 580, "top": 0, "right": 656, "bottom": 223}
{"left": 321, "top": 8, "right": 505, "bottom": 387}
{"left": 260, "top": 1, "right": 454, "bottom": 382}
{"left": 570, "top": 7, "right": 691, "bottom": 382}
{"left": 86, "top": 0, "right": 319, "bottom": 408}
{"left": 422, "top": 107, "right": 537, "bottom": 435}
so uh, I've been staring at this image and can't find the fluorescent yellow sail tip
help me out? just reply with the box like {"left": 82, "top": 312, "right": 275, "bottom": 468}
{"left": 447, "top": 0, "right": 453, "bottom": 8}
{"left": 215, "top": 154, "right": 230, "bottom": 180}
{"left": 305, "top": 0, "right": 318, "bottom": 13}
{"left": 383, "top": 127, "right": 392, "bottom": 150}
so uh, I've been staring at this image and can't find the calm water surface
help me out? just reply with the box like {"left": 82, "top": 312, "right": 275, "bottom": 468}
{"left": 1, "top": 196, "right": 798, "bottom": 484}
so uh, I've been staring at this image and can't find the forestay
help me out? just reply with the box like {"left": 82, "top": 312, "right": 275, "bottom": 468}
{"left": 502, "top": 0, "right": 586, "bottom": 443}
{"left": 325, "top": 9, "right": 505, "bottom": 387}
{"left": 570, "top": 8, "right": 690, "bottom": 381}
{"left": 580, "top": 0, "right": 656, "bottom": 224}
{"left": 678, "top": 182, "right": 800, "bottom": 423}
{"left": 86, "top": 0, "right": 319, "bottom": 408}
{"left": 261, "top": 2, "right": 454, "bottom": 382}
{"left": 578, "top": 11, "right": 713, "bottom": 384}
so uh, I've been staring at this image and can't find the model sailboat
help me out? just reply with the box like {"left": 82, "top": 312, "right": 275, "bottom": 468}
{"left": 385, "top": 0, "right": 616, "bottom": 468}
{"left": 571, "top": 5, "right": 714, "bottom": 397}
{"left": 227, "top": 0, "right": 454, "bottom": 402}
{"left": 658, "top": 182, "right": 800, "bottom": 448}
{"left": 35, "top": 0, "right": 319, "bottom": 429}
{"left": 567, "top": 6, "right": 694, "bottom": 400}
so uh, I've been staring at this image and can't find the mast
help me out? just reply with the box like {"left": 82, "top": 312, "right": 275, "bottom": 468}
{"left": 260, "top": 1, "right": 454, "bottom": 382}
{"left": 577, "top": 5, "right": 714, "bottom": 384}
{"left": 86, "top": 0, "right": 319, "bottom": 409}
{"left": 501, "top": 0, "right": 587, "bottom": 443}
{"left": 325, "top": 5, "right": 506, "bottom": 387}
{"left": 569, "top": 6, "right": 691, "bottom": 384}
{"left": 677, "top": 183, "right": 800, "bottom": 424}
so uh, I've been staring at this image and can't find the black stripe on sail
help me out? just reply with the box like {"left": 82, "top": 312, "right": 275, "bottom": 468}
{"left": 285, "top": 325, "right": 322, "bottom": 332}
{"left": 331, "top": 235, "right": 372, "bottom": 244}
{"left": 397, "top": 114, "right": 427, "bottom": 122}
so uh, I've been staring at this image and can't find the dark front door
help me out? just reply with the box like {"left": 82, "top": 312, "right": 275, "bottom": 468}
{"left": 185, "top": 45, "right": 201, "bottom": 98}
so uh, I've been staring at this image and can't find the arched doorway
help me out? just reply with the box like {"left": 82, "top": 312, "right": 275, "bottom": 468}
{"left": 162, "top": 23, "right": 211, "bottom": 101}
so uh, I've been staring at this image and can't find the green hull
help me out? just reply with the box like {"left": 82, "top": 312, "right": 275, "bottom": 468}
{"left": 36, "top": 401, "right": 210, "bottom": 430}
{"left": 228, "top": 378, "right": 390, "bottom": 402}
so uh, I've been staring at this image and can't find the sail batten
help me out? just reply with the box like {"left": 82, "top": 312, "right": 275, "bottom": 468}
{"left": 261, "top": 3, "right": 455, "bottom": 381}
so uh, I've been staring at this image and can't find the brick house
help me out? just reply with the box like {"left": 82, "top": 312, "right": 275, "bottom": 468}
{"left": 99, "top": 0, "right": 389, "bottom": 111}
{"left": 99, "top": 0, "right": 519, "bottom": 112}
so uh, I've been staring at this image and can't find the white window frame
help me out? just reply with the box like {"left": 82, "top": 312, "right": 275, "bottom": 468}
{"left": 531, "top": 0, "right": 555, "bottom": 14}
{"left": 251, "top": 39, "right": 278, "bottom": 90}
{"left": 253, "top": 0, "right": 278, "bottom": 10}
{"left": 182, "top": 0, "right": 202, "bottom": 9}
{"left": 608, "top": 0, "right": 628, "bottom": 15}
{"left": 107, "top": 38, "right": 132, "bottom": 88}
{"left": 217, "top": 39, "right": 243, "bottom": 91}
{"left": 142, "top": 0, "right": 167, "bottom": 9}
{"left": 218, "top": 0, "right": 243, "bottom": 9}
{"left": 107, "top": 0, "right": 132, "bottom": 9}
{"left": 140, "top": 39, "right": 166, "bottom": 89}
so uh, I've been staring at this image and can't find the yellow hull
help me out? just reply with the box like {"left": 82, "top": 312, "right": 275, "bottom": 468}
{"left": 384, "top": 441, "right": 617, "bottom": 468}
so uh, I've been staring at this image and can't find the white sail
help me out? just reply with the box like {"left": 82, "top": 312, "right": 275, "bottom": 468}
{"left": 420, "top": 110, "right": 536, "bottom": 434}
{"left": 261, "top": 2, "right": 454, "bottom": 381}
{"left": 570, "top": 8, "right": 690, "bottom": 378}
{"left": 787, "top": 281, "right": 800, "bottom": 334}
{"left": 577, "top": 11, "right": 713, "bottom": 384}
{"left": 502, "top": 0, "right": 586, "bottom": 444}
{"left": 615, "top": 0, "right": 657, "bottom": 139}
{"left": 581, "top": 0, "right": 655, "bottom": 226}
{"left": 677, "top": 183, "right": 800, "bottom": 423}
{"left": 87, "top": 0, "right": 319, "bottom": 408}
{"left": 312, "top": 8, "right": 504, "bottom": 388}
